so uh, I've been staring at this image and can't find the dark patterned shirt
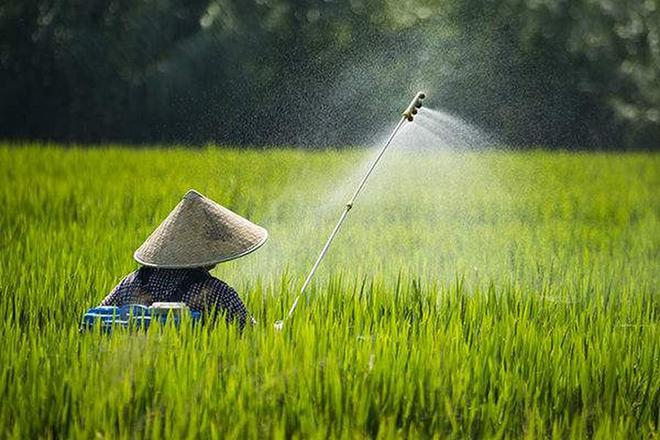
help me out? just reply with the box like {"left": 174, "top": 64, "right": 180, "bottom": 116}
{"left": 100, "top": 268, "right": 252, "bottom": 327}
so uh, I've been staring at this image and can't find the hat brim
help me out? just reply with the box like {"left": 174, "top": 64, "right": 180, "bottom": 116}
{"left": 134, "top": 229, "right": 268, "bottom": 269}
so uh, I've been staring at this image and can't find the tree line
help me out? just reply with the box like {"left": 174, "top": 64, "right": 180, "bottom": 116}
{"left": 1, "top": 0, "right": 658, "bottom": 148}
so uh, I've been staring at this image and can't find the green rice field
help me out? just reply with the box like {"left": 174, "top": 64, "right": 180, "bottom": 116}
{"left": 0, "top": 144, "right": 658, "bottom": 438}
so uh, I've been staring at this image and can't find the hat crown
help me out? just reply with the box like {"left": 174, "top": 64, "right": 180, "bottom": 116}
{"left": 134, "top": 189, "right": 268, "bottom": 268}
{"left": 184, "top": 189, "right": 203, "bottom": 200}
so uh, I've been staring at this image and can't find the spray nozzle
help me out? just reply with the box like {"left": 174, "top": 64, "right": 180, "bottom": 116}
{"left": 402, "top": 91, "right": 426, "bottom": 121}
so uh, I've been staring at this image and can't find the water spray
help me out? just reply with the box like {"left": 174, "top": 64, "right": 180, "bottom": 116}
{"left": 274, "top": 92, "right": 426, "bottom": 330}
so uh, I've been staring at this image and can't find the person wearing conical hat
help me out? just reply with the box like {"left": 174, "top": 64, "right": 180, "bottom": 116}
{"left": 99, "top": 189, "right": 268, "bottom": 327}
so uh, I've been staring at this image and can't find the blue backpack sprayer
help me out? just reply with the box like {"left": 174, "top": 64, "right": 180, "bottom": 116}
{"left": 80, "top": 266, "right": 206, "bottom": 331}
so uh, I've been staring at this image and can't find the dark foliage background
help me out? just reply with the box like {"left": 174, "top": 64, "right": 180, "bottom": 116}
{"left": 1, "top": 0, "right": 658, "bottom": 148}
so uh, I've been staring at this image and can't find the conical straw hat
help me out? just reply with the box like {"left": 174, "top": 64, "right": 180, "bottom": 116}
{"left": 134, "top": 189, "right": 268, "bottom": 268}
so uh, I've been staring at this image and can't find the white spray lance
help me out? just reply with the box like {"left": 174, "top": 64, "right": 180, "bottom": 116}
{"left": 274, "top": 92, "right": 426, "bottom": 330}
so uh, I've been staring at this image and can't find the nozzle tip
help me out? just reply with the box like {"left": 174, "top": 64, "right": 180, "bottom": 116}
{"left": 419, "top": 92, "right": 426, "bottom": 99}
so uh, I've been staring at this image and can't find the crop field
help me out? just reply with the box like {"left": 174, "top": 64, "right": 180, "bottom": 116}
{"left": 0, "top": 144, "right": 658, "bottom": 438}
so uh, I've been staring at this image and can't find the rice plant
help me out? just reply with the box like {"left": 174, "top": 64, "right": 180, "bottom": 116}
{"left": 0, "top": 144, "right": 658, "bottom": 438}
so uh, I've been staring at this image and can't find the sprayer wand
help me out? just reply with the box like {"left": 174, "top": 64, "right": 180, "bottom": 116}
{"left": 274, "top": 92, "right": 426, "bottom": 330}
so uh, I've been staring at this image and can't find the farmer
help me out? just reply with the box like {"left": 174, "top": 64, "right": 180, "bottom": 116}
{"left": 100, "top": 189, "right": 268, "bottom": 328}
